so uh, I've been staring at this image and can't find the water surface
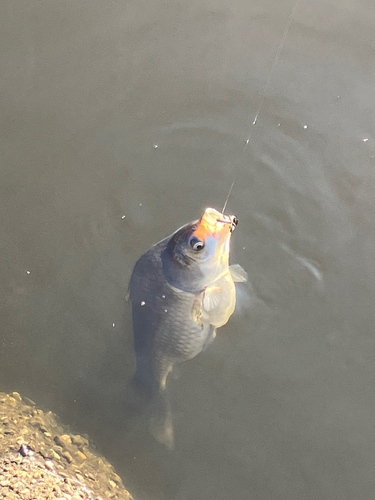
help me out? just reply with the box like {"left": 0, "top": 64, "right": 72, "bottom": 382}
{"left": 1, "top": 1, "right": 375, "bottom": 499}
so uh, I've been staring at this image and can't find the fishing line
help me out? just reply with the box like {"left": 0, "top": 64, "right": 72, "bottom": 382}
{"left": 222, "top": 0, "right": 301, "bottom": 213}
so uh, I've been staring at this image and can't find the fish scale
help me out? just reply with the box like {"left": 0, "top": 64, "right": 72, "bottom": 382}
{"left": 130, "top": 238, "right": 213, "bottom": 362}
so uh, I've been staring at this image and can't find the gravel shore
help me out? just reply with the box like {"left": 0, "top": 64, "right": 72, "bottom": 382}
{"left": 0, "top": 392, "right": 133, "bottom": 500}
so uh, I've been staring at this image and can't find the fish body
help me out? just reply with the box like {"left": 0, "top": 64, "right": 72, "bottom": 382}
{"left": 128, "top": 207, "right": 247, "bottom": 447}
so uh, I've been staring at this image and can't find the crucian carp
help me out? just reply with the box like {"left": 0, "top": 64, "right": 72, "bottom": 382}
{"left": 128, "top": 207, "right": 247, "bottom": 448}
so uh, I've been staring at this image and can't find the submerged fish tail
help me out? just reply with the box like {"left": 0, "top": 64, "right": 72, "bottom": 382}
{"left": 149, "top": 385, "right": 174, "bottom": 449}
{"left": 126, "top": 354, "right": 175, "bottom": 448}
{"left": 147, "top": 357, "right": 175, "bottom": 448}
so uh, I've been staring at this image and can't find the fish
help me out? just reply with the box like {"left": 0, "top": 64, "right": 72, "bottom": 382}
{"left": 127, "top": 207, "right": 247, "bottom": 448}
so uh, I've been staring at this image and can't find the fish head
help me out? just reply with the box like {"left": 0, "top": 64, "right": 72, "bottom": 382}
{"left": 162, "top": 207, "right": 238, "bottom": 292}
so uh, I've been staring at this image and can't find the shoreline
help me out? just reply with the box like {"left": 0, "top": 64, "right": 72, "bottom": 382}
{"left": 0, "top": 392, "right": 133, "bottom": 500}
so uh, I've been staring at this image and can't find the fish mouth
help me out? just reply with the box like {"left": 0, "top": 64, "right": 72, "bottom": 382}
{"left": 192, "top": 207, "right": 238, "bottom": 242}
{"left": 216, "top": 216, "right": 238, "bottom": 233}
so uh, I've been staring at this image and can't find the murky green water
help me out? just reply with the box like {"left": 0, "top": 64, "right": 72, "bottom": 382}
{"left": 1, "top": 1, "right": 375, "bottom": 499}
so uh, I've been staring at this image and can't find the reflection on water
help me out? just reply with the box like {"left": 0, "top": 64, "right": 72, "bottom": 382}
{"left": 1, "top": 0, "right": 375, "bottom": 499}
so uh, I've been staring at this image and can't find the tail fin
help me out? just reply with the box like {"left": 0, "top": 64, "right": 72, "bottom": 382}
{"left": 125, "top": 372, "right": 175, "bottom": 449}
{"left": 149, "top": 386, "right": 175, "bottom": 449}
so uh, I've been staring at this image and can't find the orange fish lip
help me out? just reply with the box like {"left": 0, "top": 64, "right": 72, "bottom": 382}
{"left": 192, "top": 208, "right": 235, "bottom": 241}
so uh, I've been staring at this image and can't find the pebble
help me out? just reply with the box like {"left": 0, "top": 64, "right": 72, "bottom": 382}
{"left": 54, "top": 435, "right": 72, "bottom": 448}
{"left": 76, "top": 451, "right": 87, "bottom": 462}
{"left": 71, "top": 435, "right": 88, "bottom": 448}
{"left": 22, "top": 397, "right": 36, "bottom": 407}
{"left": 19, "top": 444, "right": 31, "bottom": 457}
{"left": 50, "top": 448, "right": 61, "bottom": 460}
{"left": 111, "top": 473, "right": 122, "bottom": 483}
{"left": 11, "top": 392, "right": 22, "bottom": 402}
{"left": 62, "top": 451, "right": 73, "bottom": 464}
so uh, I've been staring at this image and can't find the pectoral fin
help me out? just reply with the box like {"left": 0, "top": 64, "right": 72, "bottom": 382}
{"left": 203, "top": 286, "right": 223, "bottom": 311}
{"left": 201, "top": 272, "right": 238, "bottom": 328}
{"left": 229, "top": 264, "right": 248, "bottom": 282}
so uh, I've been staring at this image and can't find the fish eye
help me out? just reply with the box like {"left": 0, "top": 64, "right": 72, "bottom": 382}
{"left": 189, "top": 236, "right": 205, "bottom": 251}
{"left": 233, "top": 217, "right": 238, "bottom": 226}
